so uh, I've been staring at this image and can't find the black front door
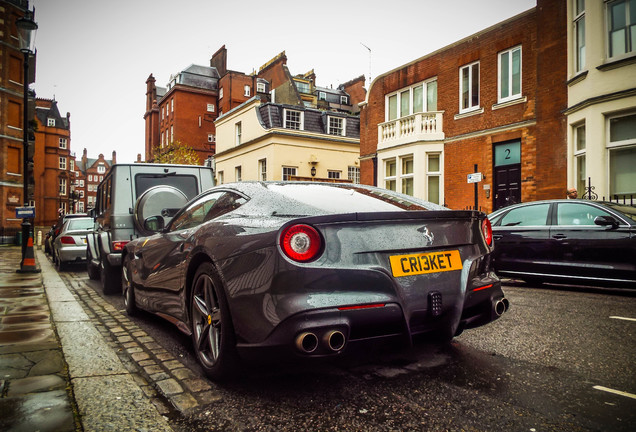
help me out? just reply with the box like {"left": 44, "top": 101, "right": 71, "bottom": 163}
{"left": 494, "top": 165, "right": 521, "bottom": 210}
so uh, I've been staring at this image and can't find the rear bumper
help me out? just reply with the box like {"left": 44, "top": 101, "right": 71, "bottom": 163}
{"left": 58, "top": 246, "right": 88, "bottom": 263}
{"left": 235, "top": 279, "right": 507, "bottom": 362}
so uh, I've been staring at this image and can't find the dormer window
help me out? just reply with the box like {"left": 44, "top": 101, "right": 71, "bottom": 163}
{"left": 47, "top": 118, "right": 55, "bottom": 127}
{"left": 257, "top": 82, "right": 266, "bottom": 93}
{"left": 319, "top": 91, "right": 326, "bottom": 101}
{"left": 328, "top": 116, "right": 346, "bottom": 136}
{"left": 284, "top": 109, "right": 303, "bottom": 130}
{"left": 340, "top": 96, "right": 348, "bottom": 105}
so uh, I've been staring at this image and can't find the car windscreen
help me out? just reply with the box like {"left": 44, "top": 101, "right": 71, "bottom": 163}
{"left": 135, "top": 174, "right": 199, "bottom": 200}
{"left": 266, "top": 183, "right": 444, "bottom": 213}
{"left": 67, "top": 219, "right": 95, "bottom": 230}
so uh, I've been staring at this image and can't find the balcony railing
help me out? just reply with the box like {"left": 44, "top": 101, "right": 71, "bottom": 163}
{"left": 378, "top": 112, "right": 444, "bottom": 149}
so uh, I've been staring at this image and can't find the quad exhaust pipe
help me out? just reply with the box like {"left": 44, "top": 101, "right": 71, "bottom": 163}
{"left": 494, "top": 298, "right": 510, "bottom": 316}
{"left": 295, "top": 329, "right": 346, "bottom": 354}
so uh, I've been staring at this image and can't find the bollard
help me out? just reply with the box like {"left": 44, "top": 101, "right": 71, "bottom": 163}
{"left": 37, "top": 230, "right": 42, "bottom": 248}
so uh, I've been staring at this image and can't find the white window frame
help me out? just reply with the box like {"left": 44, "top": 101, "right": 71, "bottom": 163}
{"left": 282, "top": 166, "right": 297, "bottom": 181}
{"left": 97, "top": 165, "right": 106, "bottom": 174}
{"left": 208, "top": 134, "right": 215, "bottom": 143}
{"left": 340, "top": 95, "right": 348, "bottom": 105}
{"left": 257, "top": 82, "right": 266, "bottom": 93}
{"left": 258, "top": 159, "right": 267, "bottom": 181}
{"left": 607, "top": 0, "right": 636, "bottom": 59}
{"left": 59, "top": 178, "right": 67, "bottom": 195}
{"left": 244, "top": 85, "right": 250, "bottom": 97}
{"left": 348, "top": 166, "right": 360, "bottom": 184}
{"left": 400, "top": 155, "right": 414, "bottom": 196}
{"left": 459, "top": 61, "right": 480, "bottom": 113}
{"left": 59, "top": 157, "right": 66, "bottom": 170}
{"left": 47, "top": 118, "right": 55, "bottom": 127}
{"left": 319, "top": 91, "right": 326, "bottom": 101}
{"left": 574, "top": 0, "right": 586, "bottom": 72}
{"left": 171, "top": 98, "right": 174, "bottom": 112}
{"left": 219, "top": 88, "right": 224, "bottom": 99}
{"left": 284, "top": 109, "right": 303, "bottom": 130}
{"left": 235, "top": 122, "right": 242, "bottom": 146}
{"left": 235, "top": 166, "right": 242, "bottom": 182}
{"left": 217, "top": 171, "right": 224, "bottom": 185}
{"left": 207, "top": 103, "right": 215, "bottom": 112}
{"left": 385, "top": 79, "right": 438, "bottom": 121}
{"left": 59, "top": 138, "right": 67, "bottom": 149}
{"left": 384, "top": 158, "right": 397, "bottom": 191}
{"left": 328, "top": 116, "right": 346, "bottom": 136}
{"left": 498, "top": 46, "right": 522, "bottom": 103}
{"left": 426, "top": 153, "right": 442, "bottom": 204}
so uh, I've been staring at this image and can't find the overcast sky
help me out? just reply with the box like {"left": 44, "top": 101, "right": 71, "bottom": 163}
{"left": 31, "top": 0, "right": 536, "bottom": 164}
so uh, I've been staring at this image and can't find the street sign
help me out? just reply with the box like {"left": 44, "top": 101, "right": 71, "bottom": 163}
{"left": 467, "top": 172, "right": 483, "bottom": 183}
{"left": 16, "top": 206, "right": 35, "bottom": 218}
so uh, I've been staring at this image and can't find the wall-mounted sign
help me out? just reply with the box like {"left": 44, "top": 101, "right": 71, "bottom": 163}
{"left": 16, "top": 207, "right": 35, "bottom": 218}
{"left": 467, "top": 172, "right": 483, "bottom": 183}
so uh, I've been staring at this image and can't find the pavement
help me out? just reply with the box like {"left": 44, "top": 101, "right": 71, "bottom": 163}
{"left": 0, "top": 245, "right": 175, "bottom": 432}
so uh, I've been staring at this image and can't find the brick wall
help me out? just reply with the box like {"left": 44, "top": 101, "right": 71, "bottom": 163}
{"left": 360, "top": 0, "right": 567, "bottom": 212}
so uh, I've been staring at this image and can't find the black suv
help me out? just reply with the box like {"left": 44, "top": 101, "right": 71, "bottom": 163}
{"left": 87, "top": 163, "right": 215, "bottom": 293}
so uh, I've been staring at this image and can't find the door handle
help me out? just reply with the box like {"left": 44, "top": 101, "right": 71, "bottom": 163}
{"left": 493, "top": 234, "right": 503, "bottom": 240}
{"left": 552, "top": 233, "right": 567, "bottom": 239}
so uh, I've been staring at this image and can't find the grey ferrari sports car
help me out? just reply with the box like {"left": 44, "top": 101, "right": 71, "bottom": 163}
{"left": 121, "top": 182, "right": 508, "bottom": 379}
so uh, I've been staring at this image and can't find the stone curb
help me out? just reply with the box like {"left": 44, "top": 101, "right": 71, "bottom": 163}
{"left": 36, "top": 250, "right": 175, "bottom": 432}
{"left": 43, "top": 251, "right": 222, "bottom": 415}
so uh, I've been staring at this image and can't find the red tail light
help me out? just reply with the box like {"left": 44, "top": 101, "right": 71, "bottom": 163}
{"left": 112, "top": 240, "right": 129, "bottom": 252}
{"left": 280, "top": 224, "right": 322, "bottom": 262}
{"left": 60, "top": 236, "right": 75, "bottom": 245}
{"left": 481, "top": 218, "right": 493, "bottom": 247}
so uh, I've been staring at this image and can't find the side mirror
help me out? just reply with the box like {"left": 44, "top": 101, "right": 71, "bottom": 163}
{"left": 144, "top": 215, "right": 165, "bottom": 233}
{"left": 594, "top": 215, "right": 619, "bottom": 229}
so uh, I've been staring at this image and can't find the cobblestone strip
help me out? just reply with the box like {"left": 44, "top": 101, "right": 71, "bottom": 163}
{"left": 61, "top": 275, "right": 221, "bottom": 414}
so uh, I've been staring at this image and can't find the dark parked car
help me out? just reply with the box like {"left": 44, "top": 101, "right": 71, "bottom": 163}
{"left": 488, "top": 199, "right": 636, "bottom": 287}
{"left": 122, "top": 182, "right": 507, "bottom": 380}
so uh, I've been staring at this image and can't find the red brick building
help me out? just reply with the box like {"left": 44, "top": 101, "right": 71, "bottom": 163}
{"left": 359, "top": 0, "right": 567, "bottom": 212}
{"left": 0, "top": 0, "right": 34, "bottom": 231}
{"left": 144, "top": 46, "right": 366, "bottom": 165}
{"left": 76, "top": 149, "right": 115, "bottom": 211}
{"left": 32, "top": 98, "right": 72, "bottom": 228}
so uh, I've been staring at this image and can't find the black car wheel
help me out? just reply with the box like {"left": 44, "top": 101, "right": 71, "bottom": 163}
{"left": 190, "top": 263, "right": 238, "bottom": 380}
{"left": 86, "top": 249, "right": 100, "bottom": 280}
{"left": 54, "top": 251, "right": 66, "bottom": 271}
{"left": 100, "top": 250, "right": 120, "bottom": 295}
{"left": 121, "top": 254, "right": 138, "bottom": 316}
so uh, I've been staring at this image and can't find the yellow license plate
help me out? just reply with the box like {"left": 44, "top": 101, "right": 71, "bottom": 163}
{"left": 390, "top": 250, "right": 462, "bottom": 277}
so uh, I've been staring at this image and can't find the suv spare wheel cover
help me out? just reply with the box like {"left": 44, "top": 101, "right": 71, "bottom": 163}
{"left": 134, "top": 185, "right": 188, "bottom": 234}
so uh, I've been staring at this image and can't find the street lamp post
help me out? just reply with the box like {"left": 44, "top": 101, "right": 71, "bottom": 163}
{"left": 16, "top": 8, "right": 37, "bottom": 262}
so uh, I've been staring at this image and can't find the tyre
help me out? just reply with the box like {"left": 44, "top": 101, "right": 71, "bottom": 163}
{"left": 190, "top": 262, "right": 238, "bottom": 380}
{"left": 100, "top": 250, "right": 121, "bottom": 295}
{"left": 121, "top": 254, "right": 138, "bottom": 316}
{"left": 55, "top": 252, "right": 66, "bottom": 271}
{"left": 87, "top": 249, "right": 100, "bottom": 280}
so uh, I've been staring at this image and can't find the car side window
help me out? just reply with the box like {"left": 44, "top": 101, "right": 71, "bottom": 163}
{"left": 203, "top": 192, "right": 247, "bottom": 222}
{"left": 498, "top": 204, "right": 550, "bottom": 227}
{"left": 557, "top": 203, "right": 611, "bottom": 226}
{"left": 170, "top": 192, "right": 224, "bottom": 232}
{"left": 169, "top": 191, "right": 247, "bottom": 232}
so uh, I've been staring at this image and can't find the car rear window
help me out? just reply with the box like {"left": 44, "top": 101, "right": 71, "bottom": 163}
{"left": 135, "top": 174, "right": 199, "bottom": 200}
{"left": 67, "top": 219, "right": 94, "bottom": 230}
{"left": 267, "top": 183, "right": 444, "bottom": 213}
